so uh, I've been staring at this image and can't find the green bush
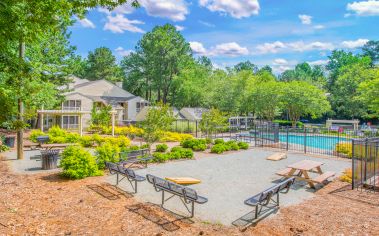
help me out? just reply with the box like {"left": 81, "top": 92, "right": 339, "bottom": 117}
{"left": 152, "top": 152, "right": 169, "bottom": 163}
{"left": 155, "top": 143, "right": 168, "bottom": 152}
{"left": 80, "top": 136, "right": 94, "bottom": 147}
{"left": 205, "top": 138, "right": 212, "bottom": 144}
{"left": 238, "top": 142, "right": 249, "bottom": 150}
{"left": 214, "top": 139, "right": 225, "bottom": 145}
{"left": 181, "top": 138, "right": 207, "bottom": 151}
{"left": 211, "top": 144, "right": 226, "bottom": 154}
{"left": 49, "top": 136, "right": 66, "bottom": 144}
{"left": 30, "top": 130, "right": 47, "bottom": 143}
{"left": 226, "top": 140, "right": 240, "bottom": 151}
{"left": 273, "top": 120, "right": 304, "bottom": 127}
{"left": 170, "top": 147, "right": 194, "bottom": 159}
{"left": 95, "top": 142, "right": 121, "bottom": 169}
{"left": 65, "top": 132, "right": 81, "bottom": 143}
{"left": 91, "top": 134, "right": 105, "bottom": 146}
{"left": 60, "top": 146, "right": 102, "bottom": 179}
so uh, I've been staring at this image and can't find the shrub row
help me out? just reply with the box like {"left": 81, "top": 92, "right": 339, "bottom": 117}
{"left": 152, "top": 147, "right": 194, "bottom": 163}
{"left": 160, "top": 131, "right": 194, "bottom": 142}
{"left": 88, "top": 125, "right": 144, "bottom": 137}
{"left": 180, "top": 138, "right": 208, "bottom": 151}
{"left": 210, "top": 140, "right": 249, "bottom": 154}
{"left": 273, "top": 120, "right": 304, "bottom": 128}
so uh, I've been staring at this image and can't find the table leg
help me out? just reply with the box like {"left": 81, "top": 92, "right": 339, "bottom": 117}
{"left": 302, "top": 170, "right": 315, "bottom": 189}
{"left": 315, "top": 166, "right": 323, "bottom": 174}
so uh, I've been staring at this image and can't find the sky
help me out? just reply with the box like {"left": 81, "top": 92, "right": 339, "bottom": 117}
{"left": 69, "top": 0, "right": 379, "bottom": 74}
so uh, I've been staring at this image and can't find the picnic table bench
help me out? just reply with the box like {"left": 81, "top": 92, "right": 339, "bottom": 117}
{"left": 244, "top": 177, "right": 295, "bottom": 221}
{"left": 117, "top": 148, "right": 152, "bottom": 168}
{"left": 276, "top": 160, "right": 335, "bottom": 188}
{"left": 105, "top": 161, "right": 146, "bottom": 193}
{"left": 146, "top": 174, "right": 208, "bottom": 217}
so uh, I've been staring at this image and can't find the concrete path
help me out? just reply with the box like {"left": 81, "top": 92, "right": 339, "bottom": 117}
{"left": 105, "top": 149, "right": 350, "bottom": 225}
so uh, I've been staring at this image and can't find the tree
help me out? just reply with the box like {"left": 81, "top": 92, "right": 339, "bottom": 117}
{"left": 0, "top": 0, "right": 137, "bottom": 159}
{"left": 142, "top": 103, "right": 175, "bottom": 149}
{"left": 280, "top": 81, "right": 330, "bottom": 127}
{"left": 279, "top": 62, "right": 326, "bottom": 88}
{"left": 250, "top": 81, "right": 281, "bottom": 121}
{"left": 356, "top": 68, "right": 379, "bottom": 117}
{"left": 362, "top": 40, "right": 379, "bottom": 65}
{"left": 84, "top": 47, "right": 123, "bottom": 82}
{"left": 199, "top": 108, "right": 228, "bottom": 138}
{"left": 233, "top": 61, "right": 258, "bottom": 73}
{"left": 123, "top": 24, "right": 192, "bottom": 104}
{"left": 90, "top": 105, "right": 112, "bottom": 127}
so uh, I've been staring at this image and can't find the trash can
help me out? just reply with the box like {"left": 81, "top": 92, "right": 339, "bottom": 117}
{"left": 41, "top": 149, "right": 60, "bottom": 170}
{"left": 4, "top": 136, "right": 15, "bottom": 148}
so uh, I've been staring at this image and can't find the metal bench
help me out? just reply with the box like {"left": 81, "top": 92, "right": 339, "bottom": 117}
{"left": 105, "top": 162, "right": 146, "bottom": 193}
{"left": 146, "top": 174, "right": 208, "bottom": 217}
{"left": 117, "top": 148, "right": 152, "bottom": 168}
{"left": 244, "top": 177, "right": 295, "bottom": 220}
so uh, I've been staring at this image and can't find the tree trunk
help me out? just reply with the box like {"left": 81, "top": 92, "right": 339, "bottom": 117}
{"left": 17, "top": 40, "right": 25, "bottom": 160}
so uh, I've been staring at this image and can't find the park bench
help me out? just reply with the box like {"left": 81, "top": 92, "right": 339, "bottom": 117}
{"left": 105, "top": 161, "right": 146, "bottom": 193}
{"left": 146, "top": 174, "right": 208, "bottom": 218}
{"left": 244, "top": 177, "right": 295, "bottom": 221}
{"left": 117, "top": 148, "right": 152, "bottom": 168}
{"left": 311, "top": 171, "right": 336, "bottom": 184}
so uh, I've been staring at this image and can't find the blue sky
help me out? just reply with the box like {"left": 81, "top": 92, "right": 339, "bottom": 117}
{"left": 69, "top": 0, "right": 379, "bottom": 73}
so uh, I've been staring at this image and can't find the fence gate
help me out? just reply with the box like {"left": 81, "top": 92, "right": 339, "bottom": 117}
{"left": 352, "top": 138, "right": 379, "bottom": 192}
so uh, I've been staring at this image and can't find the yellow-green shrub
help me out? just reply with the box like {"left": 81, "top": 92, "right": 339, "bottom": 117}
{"left": 95, "top": 142, "right": 121, "bottom": 169}
{"left": 340, "top": 168, "right": 352, "bottom": 183}
{"left": 160, "top": 131, "right": 193, "bottom": 142}
{"left": 335, "top": 143, "right": 352, "bottom": 158}
{"left": 103, "top": 136, "right": 131, "bottom": 148}
{"left": 29, "top": 130, "right": 47, "bottom": 143}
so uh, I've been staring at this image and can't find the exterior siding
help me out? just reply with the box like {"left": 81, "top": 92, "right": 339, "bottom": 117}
{"left": 64, "top": 93, "right": 93, "bottom": 128}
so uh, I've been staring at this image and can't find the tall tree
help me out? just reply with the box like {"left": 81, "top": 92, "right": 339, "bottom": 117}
{"left": 84, "top": 47, "right": 123, "bottom": 82}
{"left": 233, "top": 61, "right": 258, "bottom": 73}
{"left": 357, "top": 68, "right": 379, "bottom": 117}
{"left": 362, "top": 40, "right": 379, "bottom": 65}
{"left": 0, "top": 0, "right": 137, "bottom": 159}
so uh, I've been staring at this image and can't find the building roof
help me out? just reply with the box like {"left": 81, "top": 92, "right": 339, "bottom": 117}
{"left": 179, "top": 107, "right": 209, "bottom": 120}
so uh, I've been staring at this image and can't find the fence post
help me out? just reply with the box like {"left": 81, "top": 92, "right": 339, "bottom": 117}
{"left": 254, "top": 125, "right": 257, "bottom": 147}
{"left": 304, "top": 127, "right": 307, "bottom": 154}
{"left": 286, "top": 126, "right": 289, "bottom": 151}
{"left": 352, "top": 139, "right": 355, "bottom": 189}
{"left": 195, "top": 120, "right": 198, "bottom": 138}
{"left": 187, "top": 120, "right": 190, "bottom": 133}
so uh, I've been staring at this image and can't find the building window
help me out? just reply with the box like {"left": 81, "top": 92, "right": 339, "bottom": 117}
{"left": 62, "top": 115, "right": 79, "bottom": 129}
{"left": 136, "top": 102, "right": 148, "bottom": 113}
{"left": 62, "top": 100, "right": 81, "bottom": 111}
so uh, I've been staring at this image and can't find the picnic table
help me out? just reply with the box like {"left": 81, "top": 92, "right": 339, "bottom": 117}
{"left": 165, "top": 177, "right": 201, "bottom": 185}
{"left": 276, "top": 160, "right": 335, "bottom": 188}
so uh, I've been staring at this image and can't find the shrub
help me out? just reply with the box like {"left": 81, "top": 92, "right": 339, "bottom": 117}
{"left": 214, "top": 139, "right": 225, "bottom": 145}
{"left": 30, "top": 130, "right": 47, "bottom": 143}
{"left": 60, "top": 146, "right": 101, "bottom": 179}
{"left": 80, "top": 136, "right": 94, "bottom": 147}
{"left": 238, "top": 142, "right": 249, "bottom": 150}
{"left": 103, "top": 136, "right": 131, "bottom": 148}
{"left": 170, "top": 147, "right": 194, "bottom": 159}
{"left": 335, "top": 143, "right": 352, "bottom": 158}
{"left": 152, "top": 152, "right": 170, "bottom": 163}
{"left": 155, "top": 143, "right": 168, "bottom": 152}
{"left": 65, "top": 132, "right": 81, "bottom": 143}
{"left": 226, "top": 141, "right": 240, "bottom": 151}
{"left": 273, "top": 120, "right": 304, "bottom": 128}
{"left": 205, "top": 138, "right": 212, "bottom": 144}
{"left": 160, "top": 131, "right": 193, "bottom": 142}
{"left": 91, "top": 134, "right": 105, "bottom": 146}
{"left": 211, "top": 144, "right": 226, "bottom": 154}
{"left": 48, "top": 126, "right": 67, "bottom": 137}
{"left": 140, "top": 143, "right": 150, "bottom": 149}
{"left": 95, "top": 142, "right": 121, "bottom": 169}
{"left": 181, "top": 138, "right": 207, "bottom": 151}
{"left": 340, "top": 168, "right": 352, "bottom": 183}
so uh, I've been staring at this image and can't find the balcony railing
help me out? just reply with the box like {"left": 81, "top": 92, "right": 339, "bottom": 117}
{"left": 62, "top": 106, "right": 81, "bottom": 111}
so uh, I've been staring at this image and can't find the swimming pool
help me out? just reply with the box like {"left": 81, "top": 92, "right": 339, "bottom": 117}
{"left": 260, "top": 133, "right": 350, "bottom": 151}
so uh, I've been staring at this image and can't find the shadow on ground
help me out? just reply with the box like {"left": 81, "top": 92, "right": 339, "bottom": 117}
{"left": 127, "top": 203, "right": 194, "bottom": 232}
{"left": 87, "top": 183, "right": 133, "bottom": 200}
{"left": 328, "top": 183, "right": 379, "bottom": 207}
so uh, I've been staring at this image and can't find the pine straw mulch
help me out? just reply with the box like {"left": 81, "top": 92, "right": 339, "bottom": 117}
{"left": 0, "top": 160, "right": 378, "bottom": 236}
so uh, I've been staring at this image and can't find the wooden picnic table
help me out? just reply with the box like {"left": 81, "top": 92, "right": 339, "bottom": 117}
{"left": 276, "top": 160, "right": 335, "bottom": 189}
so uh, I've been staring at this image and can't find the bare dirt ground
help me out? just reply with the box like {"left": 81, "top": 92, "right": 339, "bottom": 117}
{"left": 1, "top": 159, "right": 378, "bottom": 236}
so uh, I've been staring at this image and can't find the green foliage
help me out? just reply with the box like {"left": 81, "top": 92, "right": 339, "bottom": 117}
{"left": 237, "top": 142, "right": 249, "bottom": 150}
{"left": 335, "top": 143, "right": 352, "bottom": 158}
{"left": 211, "top": 144, "right": 226, "bottom": 154}
{"left": 214, "top": 139, "right": 225, "bottom": 145}
{"left": 199, "top": 108, "right": 228, "bottom": 138}
{"left": 91, "top": 105, "right": 112, "bottom": 127}
{"left": 142, "top": 102, "right": 175, "bottom": 147}
{"left": 155, "top": 143, "right": 168, "bottom": 152}
{"left": 181, "top": 138, "right": 207, "bottom": 151}
{"left": 95, "top": 142, "right": 121, "bottom": 169}
{"left": 226, "top": 140, "right": 240, "bottom": 151}
{"left": 29, "top": 130, "right": 46, "bottom": 143}
{"left": 152, "top": 146, "right": 193, "bottom": 162}
{"left": 362, "top": 40, "right": 379, "bottom": 65}
{"left": 273, "top": 120, "right": 304, "bottom": 127}
{"left": 356, "top": 68, "right": 379, "bottom": 118}
{"left": 60, "top": 146, "right": 101, "bottom": 179}
{"left": 80, "top": 136, "right": 94, "bottom": 147}
{"left": 250, "top": 81, "right": 282, "bottom": 120}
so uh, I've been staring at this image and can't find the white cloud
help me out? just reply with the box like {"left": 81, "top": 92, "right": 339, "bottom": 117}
{"left": 298, "top": 14, "right": 312, "bottom": 25}
{"left": 341, "top": 38, "right": 369, "bottom": 48}
{"left": 103, "top": 14, "right": 145, "bottom": 33}
{"left": 190, "top": 41, "right": 208, "bottom": 55}
{"left": 175, "top": 25, "right": 185, "bottom": 31}
{"left": 288, "top": 41, "right": 334, "bottom": 52}
{"left": 314, "top": 24, "right": 325, "bottom": 29}
{"left": 190, "top": 41, "right": 249, "bottom": 57}
{"left": 199, "top": 0, "right": 260, "bottom": 19}
{"left": 210, "top": 42, "right": 249, "bottom": 56}
{"left": 139, "top": 0, "right": 189, "bottom": 21}
{"left": 98, "top": 4, "right": 135, "bottom": 15}
{"left": 77, "top": 17, "right": 96, "bottom": 28}
{"left": 198, "top": 20, "right": 215, "bottom": 27}
{"left": 115, "top": 47, "right": 133, "bottom": 57}
{"left": 347, "top": 0, "right": 379, "bottom": 16}
{"left": 277, "top": 65, "right": 291, "bottom": 73}
{"left": 308, "top": 60, "right": 329, "bottom": 66}
{"left": 256, "top": 41, "right": 286, "bottom": 54}
{"left": 273, "top": 58, "right": 288, "bottom": 65}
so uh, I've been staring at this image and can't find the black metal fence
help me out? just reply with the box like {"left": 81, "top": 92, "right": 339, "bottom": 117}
{"left": 352, "top": 138, "right": 379, "bottom": 192}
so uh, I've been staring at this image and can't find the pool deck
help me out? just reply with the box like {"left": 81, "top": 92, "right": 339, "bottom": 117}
{"left": 105, "top": 148, "right": 350, "bottom": 226}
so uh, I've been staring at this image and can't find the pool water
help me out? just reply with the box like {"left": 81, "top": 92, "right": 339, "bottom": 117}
{"left": 263, "top": 133, "right": 350, "bottom": 150}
